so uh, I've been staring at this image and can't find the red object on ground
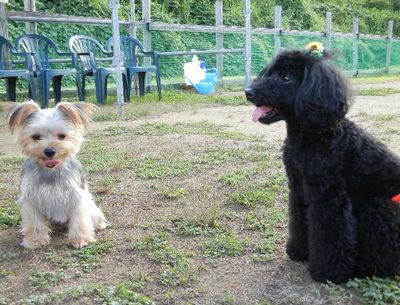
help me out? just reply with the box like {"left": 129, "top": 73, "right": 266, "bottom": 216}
{"left": 391, "top": 194, "right": 400, "bottom": 204}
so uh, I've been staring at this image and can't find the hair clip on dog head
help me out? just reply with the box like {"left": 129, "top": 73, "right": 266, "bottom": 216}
{"left": 305, "top": 41, "right": 325, "bottom": 58}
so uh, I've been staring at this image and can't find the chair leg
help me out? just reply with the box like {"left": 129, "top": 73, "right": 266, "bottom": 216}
{"left": 94, "top": 74, "right": 102, "bottom": 105}
{"left": 155, "top": 70, "right": 162, "bottom": 100}
{"left": 137, "top": 72, "right": 146, "bottom": 97}
{"left": 81, "top": 75, "right": 86, "bottom": 101}
{"left": 76, "top": 74, "right": 84, "bottom": 101}
{"left": 124, "top": 73, "right": 132, "bottom": 103}
{"left": 40, "top": 74, "right": 51, "bottom": 109}
{"left": 6, "top": 77, "right": 17, "bottom": 102}
{"left": 53, "top": 76, "right": 63, "bottom": 104}
{"left": 28, "top": 74, "right": 36, "bottom": 101}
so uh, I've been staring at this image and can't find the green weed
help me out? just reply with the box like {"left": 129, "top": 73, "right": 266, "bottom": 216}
{"left": 29, "top": 270, "right": 65, "bottom": 289}
{"left": 222, "top": 293, "right": 236, "bottom": 305}
{"left": 0, "top": 199, "right": 21, "bottom": 228}
{"left": 20, "top": 280, "right": 153, "bottom": 305}
{"left": 134, "top": 156, "right": 192, "bottom": 179}
{"left": 71, "top": 239, "right": 114, "bottom": 272}
{"left": 347, "top": 276, "right": 400, "bottom": 305}
{"left": 228, "top": 188, "right": 277, "bottom": 208}
{"left": 157, "top": 186, "right": 188, "bottom": 199}
{"left": 193, "top": 148, "right": 245, "bottom": 166}
{"left": 170, "top": 216, "right": 221, "bottom": 237}
{"left": 201, "top": 231, "right": 245, "bottom": 257}
{"left": 132, "top": 232, "right": 195, "bottom": 287}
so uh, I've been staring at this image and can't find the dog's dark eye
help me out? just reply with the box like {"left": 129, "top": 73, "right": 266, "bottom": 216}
{"left": 58, "top": 134, "right": 66, "bottom": 140}
{"left": 32, "top": 134, "right": 41, "bottom": 141}
{"left": 282, "top": 74, "right": 291, "bottom": 82}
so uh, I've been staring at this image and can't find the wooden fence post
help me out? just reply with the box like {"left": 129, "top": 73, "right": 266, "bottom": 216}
{"left": 215, "top": 0, "right": 223, "bottom": 81}
{"left": 386, "top": 20, "right": 393, "bottom": 74}
{"left": 0, "top": 3, "right": 8, "bottom": 39}
{"left": 0, "top": 1, "right": 11, "bottom": 100}
{"left": 352, "top": 18, "right": 359, "bottom": 76}
{"left": 24, "top": 0, "right": 37, "bottom": 33}
{"left": 244, "top": 0, "right": 252, "bottom": 87}
{"left": 142, "top": 0, "right": 151, "bottom": 87}
{"left": 274, "top": 5, "right": 282, "bottom": 56}
{"left": 326, "top": 12, "right": 332, "bottom": 50}
{"left": 129, "top": 0, "right": 136, "bottom": 38}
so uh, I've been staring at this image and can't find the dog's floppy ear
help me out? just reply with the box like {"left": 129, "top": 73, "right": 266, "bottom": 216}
{"left": 295, "top": 60, "right": 351, "bottom": 128}
{"left": 6, "top": 100, "right": 40, "bottom": 133}
{"left": 57, "top": 102, "right": 97, "bottom": 127}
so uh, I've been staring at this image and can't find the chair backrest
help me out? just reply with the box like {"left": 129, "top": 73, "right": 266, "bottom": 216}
{"left": 69, "top": 35, "right": 109, "bottom": 72}
{"left": 15, "top": 34, "right": 60, "bottom": 72}
{"left": 107, "top": 36, "right": 147, "bottom": 68}
{"left": 0, "top": 35, "right": 16, "bottom": 70}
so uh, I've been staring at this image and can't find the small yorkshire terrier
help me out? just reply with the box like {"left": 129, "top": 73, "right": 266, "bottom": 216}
{"left": 6, "top": 100, "right": 108, "bottom": 249}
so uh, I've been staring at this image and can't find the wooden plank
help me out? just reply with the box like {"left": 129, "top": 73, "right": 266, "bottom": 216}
{"left": 23, "top": 0, "right": 36, "bottom": 33}
{"left": 274, "top": 6, "right": 282, "bottom": 55}
{"left": 159, "top": 48, "right": 244, "bottom": 57}
{"left": 7, "top": 11, "right": 134, "bottom": 26}
{"left": 215, "top": 0, "right": 223, "bottom": 81}
{"left": 386, "top": 20, "right": 393, "bottom": 73}
{"left": 150, "top": 22, "right": 246, "bottom": 34}
{"left": 352, "top": 18, "right": 359, "bottom": 76}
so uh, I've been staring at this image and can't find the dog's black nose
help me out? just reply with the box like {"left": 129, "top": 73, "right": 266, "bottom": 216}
{"left": 245, "top": 87, "right": 255, "bottom": 99}
{"left": 44, "top": 148, "right": 56, "bottom": 158}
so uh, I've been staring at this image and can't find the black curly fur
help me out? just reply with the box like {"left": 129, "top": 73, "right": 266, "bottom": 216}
{"left": 245, "top": 50, "right": 400, "bottom": 283}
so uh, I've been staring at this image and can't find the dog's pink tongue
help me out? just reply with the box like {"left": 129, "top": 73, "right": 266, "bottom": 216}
{"left": 252, "top": 106, "right": 273, "bottom": 122}
{"left": 44, "top": 159, "right": 60, "bottom": 168}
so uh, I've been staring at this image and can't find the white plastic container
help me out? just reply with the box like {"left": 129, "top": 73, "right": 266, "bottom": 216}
{"left": 184, "top": 55, "right": 206, "bottom": 85}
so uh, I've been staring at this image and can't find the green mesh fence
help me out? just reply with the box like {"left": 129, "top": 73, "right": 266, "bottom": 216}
{"left": 3, "top": 20, "right": 400, "bottom": 95}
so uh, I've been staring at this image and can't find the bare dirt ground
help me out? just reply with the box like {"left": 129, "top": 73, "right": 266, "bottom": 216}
{"left": 1, "top": 82, "right": 400, "bottom": 305}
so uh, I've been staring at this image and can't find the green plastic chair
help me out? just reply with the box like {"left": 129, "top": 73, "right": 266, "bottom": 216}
{"left": 0, "top": 35, "right": 35, "bottom": 102}
{"left": 107, "top": 36, "right": 162, "bottom": 101}
{"left": 15, "top": 34, "right": 82, "bottom": 108}
{"left": 69, "top": 35, "right": 128, "bottom": 105}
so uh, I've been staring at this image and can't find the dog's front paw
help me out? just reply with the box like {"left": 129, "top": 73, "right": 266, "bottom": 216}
{"left": 286, "top": 241, "right": 308, "bottom": 262}
{"left": 309, "top": 266, "right": 352, "bottom": 284}
{"left": 22, "top": 236, "right": 50, "bottom": 249}
{"left": 70, "top": 238, "right": 94, "bottom": 249}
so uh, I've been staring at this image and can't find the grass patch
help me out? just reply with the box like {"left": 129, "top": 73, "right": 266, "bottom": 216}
{"left": 132, "top": 232, "right": 195, "bottom": 287}
{"left": 371, "top": 114, "right": 397, "bottom": 122}
{"left": 156, "top": 185, "right": 188, "bottom": 199}
{"left": 347, "top": 276, "right": 400, "bottom": 305}
{"left": 228, "top": 188, "right": 277, "bottom": 208}
{"left": 201, "top": 231, "right": 245, "bottom": 257}
{"left": 356, "top": 87, "right": 400, "bottom": 96}
{"left": 89, "top": 90, "right": 247, "bottom": 122}
{"left": 104, "top": 121, "right": 252, "bottom": 141}
{"left": 170, "top": 214, "right": 221, "bottom": 237}
{"left": 193, "top": 147, "right": 245, "bottom": 166}
{"left": 20, "top": 278, "right": 153, "bottom": 305}
{"left": 0, "top": 156, "right": 24, "bottom": 172}
{"left": 29, "top": 270, "right": 65, "bottom": 289}
{"left": 134, "top": 156, "right": 192, "bottom": 180}
{"left": 80, "top": 136, "right": 133, "bottom": 174}
{"left": 0, "top": 199, "right": 21, "bottom": 229}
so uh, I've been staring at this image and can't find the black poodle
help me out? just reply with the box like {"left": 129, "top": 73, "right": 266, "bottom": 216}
{"left": 245, "top": 49, "right": 400, "bottom": 283}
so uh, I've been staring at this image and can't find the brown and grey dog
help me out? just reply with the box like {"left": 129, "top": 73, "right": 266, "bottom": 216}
{"left": 6, "top": 100, "right": 108, "bottom": 249}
